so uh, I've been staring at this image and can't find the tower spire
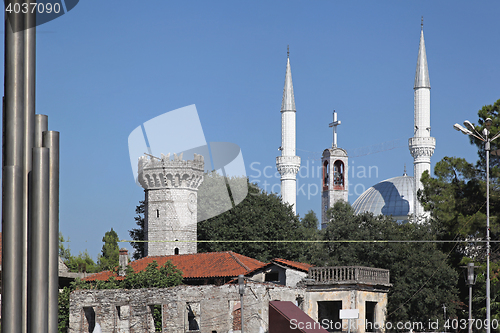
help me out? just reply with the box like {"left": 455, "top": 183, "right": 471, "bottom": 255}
{"left": 276, "top": 48, "right": 301, "bottom": 214}
{"left": 281, "top": 50, "right": 296, "bottom": 112}
{"left": 414, "top": 22, "right": 430, "bottom": 89}
{"left": 409, "top": 21, "right": 435, "bottom": 221}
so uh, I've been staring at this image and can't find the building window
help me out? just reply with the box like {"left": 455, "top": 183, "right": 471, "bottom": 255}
{"left": 174, "top": 248, "right": 179, "bottom": 255}
{"left": 83, "top": 307, "right": 96, "bottom": 333}
{"left": 232, "top": 302, "right": 241, "bottom": 331}
{"left": 265, "top": 272, "right": 280, "bottom": 283}
{"left": 366, "top": 301, "right": 377, "bottom": 332}
{"left": 318, "top": 301, "right": 342, "bottom": 333}
{"left": 323, "top": 161, "right": 329, "bottom": 190}
{"left": 186, "top": 303, "right": 200, "bottom": 331}
{"left": 148, "top": 304, "right": 162, "bottom": 332}
{"left": 333, "top": 160, "right": 344, "bottom": 188}
{"left": 156, "top": 209, "right": 160, "bottom": 218}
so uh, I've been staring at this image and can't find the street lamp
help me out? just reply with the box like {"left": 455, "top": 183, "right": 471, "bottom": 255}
{"left": 238, "top": 274, "right": 245, "bottom": 333}
{"left": 461, "top": 263, "right": 478, "bottom": 333}
{"left": 454, "top": 118, "right": 500, "bottom": 333}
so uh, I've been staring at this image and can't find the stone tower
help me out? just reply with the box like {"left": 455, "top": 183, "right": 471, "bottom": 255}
{"left": 321, "top": 111, "right": 348, "bottom": 229}
{"left": 408, "top": 21, "right": 435, "bottom": 221}
{"left": 138, "top": 153, "right": 204, "bottom": 256}
{"left": 276, "top": 48, "right": 301, "bottom": 213}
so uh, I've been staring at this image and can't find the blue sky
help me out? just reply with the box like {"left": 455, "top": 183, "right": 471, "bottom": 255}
{"left": 2, "top": 1, "right": 499, "bottom": 259}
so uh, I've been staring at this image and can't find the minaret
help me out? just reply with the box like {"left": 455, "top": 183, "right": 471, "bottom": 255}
{"left": 276, "top": 47, "right": 301, "bottom": 213}
{"left": 408, "top": 19, "right": 435, "bottom": 221}
{"left": 321, "top": 111, "right": 348, "bottom": 228}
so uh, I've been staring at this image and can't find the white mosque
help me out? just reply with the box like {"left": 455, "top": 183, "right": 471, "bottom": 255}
{"left": 277, "top": 22, "right": 435, "bottom": 226}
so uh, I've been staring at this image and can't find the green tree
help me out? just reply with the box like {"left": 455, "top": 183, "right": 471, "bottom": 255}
{"left": 59, "top": 233, "right": 99, "bottom": 273}
{"left": 197, "top": 179, "right": 313, "bottom": 262}
{"left": 419, "top": 99, "right": 500, "bottom": 330}
{"left": 321, "top": 201, "right": 459, "bottom": 327}
{"left": 98, "top": 228, "right": 120, "bottom": 271}
{"left": 129, "top": 200, "right": 146, "bottom": 260}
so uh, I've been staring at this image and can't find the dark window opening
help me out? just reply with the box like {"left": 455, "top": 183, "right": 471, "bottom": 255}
{"left": 323, "top": 161, "right": 329, "bottom": 190}
{"left": 174, "top": 248, "right": 179, "bottom": 255}
{"left": 366, "top": 301, "right": 377, "bottom": 332}
{"left": 83, "top": 307, "right": 95, "bottom": 333}
{"left": 333, "top": 160, "right": 344, "bottom": 188}
{"left": 150, "top": 304, "right": 162, "bottom": 332}
{"left": 318, "top": 301, "right": 342, "bottom": 333}
{"left": 156, "top": 209, "right": 160, "bottom": 218}
{"left": 265, "top": 272, "right": 279, "bottom": 283}
{"left": 187, "top": 304, "right": 200, "bottom": 331}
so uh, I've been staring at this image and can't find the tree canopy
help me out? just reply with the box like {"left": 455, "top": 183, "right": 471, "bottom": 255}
{"left": 320, "top": 201, "right": 459, "bottom": 325}
{"left": 197, "top": 177, "right": 315, "bottom": 262}
{"left": 97, "top": 228, "right": 120, "bottom": 271}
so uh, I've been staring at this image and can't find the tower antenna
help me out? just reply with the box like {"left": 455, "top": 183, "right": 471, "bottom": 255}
{"left": 421, "top": 16, "right": 423, "bottom": 30}
{"left": 287, "top": 45, "right": 289, "bottom": 58}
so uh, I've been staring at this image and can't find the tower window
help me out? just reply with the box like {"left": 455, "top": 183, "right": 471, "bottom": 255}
{"left": 174, "top": 248, "right": 179, "bottom": 255}
{"left": 323, "top": 161, "right": 329, "bottom": 190}
{"left": 333, "top": 160, "right": 344, "bottom": 188}
{"left": 156, "top": 209, "right": 160, "bottom": 218}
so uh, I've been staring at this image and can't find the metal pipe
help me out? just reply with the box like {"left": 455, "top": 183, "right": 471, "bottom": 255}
{"left": 43, "top": 131, "right": 60, "bottom": 333}
{"left": 3, "top": 5, "right": 25, "bottom": 333}
{"left": 2, "top": 166, "right": 24, "bottom": 333}
{"left": 23, "top": 10, "right": 36, "bottom": 333}
{"left": 28, "top": 147, "right": 50, "bottom": 333}
{"left": 486, "top": 140, "right": 491, "bottom": 333}
{"left": 35, "top": 114, "right": 48, "bottom": 147}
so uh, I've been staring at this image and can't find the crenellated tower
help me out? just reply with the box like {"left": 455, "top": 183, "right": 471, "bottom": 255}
{"left": 276, "top": 48, "right": 301, "bottom": 213}
{"left": 408, "top": 20, "right": 435, "bottom": 221}
{"left": 321, "top": 111, "right": 348, "bottom": 229}
{"left": 138, "top": 153, "right": 204, "bottom": 256}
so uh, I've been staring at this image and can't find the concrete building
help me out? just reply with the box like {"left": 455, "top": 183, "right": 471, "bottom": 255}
{"left": 276, "top": 49, "right": 301, "bottom": 214}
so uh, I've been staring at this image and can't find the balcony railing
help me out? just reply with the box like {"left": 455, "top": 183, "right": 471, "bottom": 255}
{"left": 308, "top": 266, "right": 390, "bottom": 285}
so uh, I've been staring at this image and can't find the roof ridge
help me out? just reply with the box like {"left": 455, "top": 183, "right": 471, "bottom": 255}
{"left": 228, "top": 251, "right": 250, "bottom": 272}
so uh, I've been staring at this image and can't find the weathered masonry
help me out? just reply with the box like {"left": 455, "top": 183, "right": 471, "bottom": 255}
{"left": 70, "top": 266, "right": 390, "bottom": 333}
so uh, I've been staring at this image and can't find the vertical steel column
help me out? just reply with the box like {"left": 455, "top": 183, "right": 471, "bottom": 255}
{"left": 23, "top": 7, "right": 36, "bottom": 333}
{"left": 2, "top": 166, "right": 24, "bottom": 333}
{"left": 43, "top": 131, "right": 60, "bottom": 333}
{"left": 28, "top": 147, "right": 50, "bottom": 333}
{"left": 35, "top": 114, "right": 48, "bottom": 147}
{"left": 2, "top": 3, "right": 25, "bottom": 333}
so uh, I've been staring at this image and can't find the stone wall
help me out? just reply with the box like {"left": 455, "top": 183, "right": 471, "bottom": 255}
{"left": 69, "top": 283, "right": 302, "bottom": 333}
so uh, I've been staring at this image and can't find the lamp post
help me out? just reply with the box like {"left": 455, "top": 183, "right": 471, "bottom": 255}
{"left": 238, "top": 274, "right": 245, "bottom": 333}
{"left": 454, "top": 118, "right": 500, "bottom": 333}
{"left": 461, "top": 263, "right": 478, "bottom": 333}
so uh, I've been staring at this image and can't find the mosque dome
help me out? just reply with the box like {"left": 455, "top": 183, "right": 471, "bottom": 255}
{"left": 351, "top": 174, "right": 415, "bottom": 222}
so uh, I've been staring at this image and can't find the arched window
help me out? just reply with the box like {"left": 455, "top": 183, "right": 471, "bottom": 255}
{"left": 323, "top": 161, "right": 329, "bottom": 190}
{"left": 174, "top": 248, "right": 179, "bottom": 255}
{"left": 333, "top": 160, "right": 344, "bottom": 188}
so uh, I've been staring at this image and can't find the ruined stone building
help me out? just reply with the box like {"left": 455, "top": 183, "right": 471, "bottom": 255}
{"left": 72, "top": 250, "right": 390, "bottom": 333}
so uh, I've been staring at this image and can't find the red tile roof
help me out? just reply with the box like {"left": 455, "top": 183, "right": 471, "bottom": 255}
{"left": 84, "top": 251, "right": 265, "bottom": 282}
{"left": 272, "top": 258, "right": 313, "bottom": 272}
